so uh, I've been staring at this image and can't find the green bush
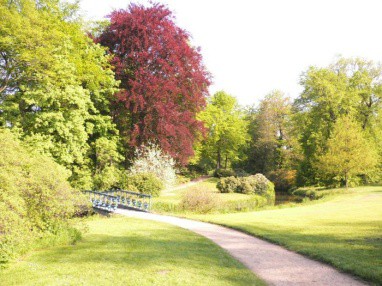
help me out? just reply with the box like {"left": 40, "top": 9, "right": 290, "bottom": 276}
{"left": 251, "top": 174, "right": 270, "bottom": 195}
{"left": 125, "top": 172, "right": 164, "bottom": 197}
{"left": 216, "top": 176, "right": 241, "bottom": 193}
{"left": 180, "top": 189, "right": 221, "bottom": 213}
{"left": 213, "top": 169, "right": 236, "bottom": 178}
{"left": 291, "top": 187, "right": 351, "bottom": 201}
{"left": 236, "top": 176, "right": 254, "bottom": 194}
{"left": 0, "top": 129, "right": 83, "bottom": 263}
{"left": 216, "top": 173, "right": 275, "bottom": 205}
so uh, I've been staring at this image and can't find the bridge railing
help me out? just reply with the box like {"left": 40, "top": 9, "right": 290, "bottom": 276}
{"left": 103, "top": 189, "right": 151, "bottom": 211}
{"left": 83, "top": 189, "right": 151, "bottom": 212}
{"left": 83, "top": 190, "right": 119, "bottom": 212}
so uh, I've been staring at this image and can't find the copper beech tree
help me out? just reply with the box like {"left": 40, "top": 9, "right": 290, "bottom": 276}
{"left": 99, "top": 3, "right": 211, "bottom": 165}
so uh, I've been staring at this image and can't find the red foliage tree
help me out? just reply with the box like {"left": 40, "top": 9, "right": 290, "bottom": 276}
{"left": 98, "top": 3, "right": 211, "bottom": 165}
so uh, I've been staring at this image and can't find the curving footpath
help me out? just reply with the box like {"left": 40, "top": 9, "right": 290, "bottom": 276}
{"left": 116, "top": 209, "right": 367, "bottom": 286}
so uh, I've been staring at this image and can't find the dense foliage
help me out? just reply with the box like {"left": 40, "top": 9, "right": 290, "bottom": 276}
{"left": 0, "top": 129, "right": 83, "bottom": 263}
{"left": 0, "top": 0, "right": 120, "bottom": 189}
{"left": 294, "top": 58, "right": 382, "bottom": 186}
{"left": 124, "top": 172, "right": 164, "bottom": 197}
{"left": 195, "top": 91, "right": 249, "bottom": 170}
{"left": 98, "top": 3, "right": 210, "bottom": 165}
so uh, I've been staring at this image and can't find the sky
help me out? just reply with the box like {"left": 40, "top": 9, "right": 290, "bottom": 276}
{"left": 76, "top": 0, "right": 382, "bottom": 106}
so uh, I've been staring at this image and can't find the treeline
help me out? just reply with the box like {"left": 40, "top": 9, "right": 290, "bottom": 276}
{"left": 1, "top": 1, "right": 381, "bottom": 194}
{"left": 196, "top": 58, "right": 382, "bottom": 190}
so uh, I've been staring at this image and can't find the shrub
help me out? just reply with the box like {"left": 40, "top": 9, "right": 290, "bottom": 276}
{"left": 216, "top": 173, "right": 275, "bottom": 205}
{"left": 237, "top": 176, "right": 257, "bottom": 194}
{"left": 268, "top": 169, "right": 297, "bottom": 192}
{"left": 125, "top": 172, "right": 164, "bottom": 197}
{"left": 130, "top": 143, "right": 176, "bottom": 187}
{"left": 252, "top": 174, "right": 271, "bottom": 195}
{"left": 0, "top": 129, "right": 83, "bottom": 263}
{"left": 180, "top": 189, "right": 221, "bottom": 213}
{"left": 217, "top": 176, "right": 241, "bottom": 193}
{"left": 213, "top": 168, "right": 235, "bottom": 178}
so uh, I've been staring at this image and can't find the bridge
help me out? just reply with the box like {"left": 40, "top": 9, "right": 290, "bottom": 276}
{"left": 83, "top": 189, "right": 152, "bottom": 212}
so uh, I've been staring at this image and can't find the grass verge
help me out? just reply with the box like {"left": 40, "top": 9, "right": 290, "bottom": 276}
{"left": 185, "top": 186, "right": 382, "bottom": 284}
{"left": 0, "top": 216, "right": 264, "bottom": 286}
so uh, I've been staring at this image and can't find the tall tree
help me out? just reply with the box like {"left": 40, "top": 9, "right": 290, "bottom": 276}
{"left": 246, "top": 90, "right": 298, "bottom": 174}
{"left": 317, "top": 116, "right": 378, "bottom": 188}
{"left": 197, "top": 91, "right": 248, "bottom": 170}
{"left": 98, "top": 3, "right": 211, "bottom": 165}
{"left": 295, "top": 57, "right": 382, "bottom": 185}
{"left": 0, "top": 0, "right": 120, "bottom": 188}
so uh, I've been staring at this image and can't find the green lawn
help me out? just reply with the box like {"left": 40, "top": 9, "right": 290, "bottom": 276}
{"left": 186, "top": 186, "right": 382, "bottom": 284}
{"left": 0, "top": 216, "right": 264, "bottom": 286}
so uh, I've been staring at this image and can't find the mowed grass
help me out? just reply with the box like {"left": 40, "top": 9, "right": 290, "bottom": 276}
{"left": 0, "top": 216, "right": 264, "bottom": 286}
{"left": 187, "top": 186, "right": 382, "bottom": 284}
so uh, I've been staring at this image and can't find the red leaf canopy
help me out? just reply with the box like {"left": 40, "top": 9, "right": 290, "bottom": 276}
{"left": 99, "top": 3, "right": 211, "bottom": 165}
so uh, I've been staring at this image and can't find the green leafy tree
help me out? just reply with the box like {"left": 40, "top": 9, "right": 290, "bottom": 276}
{"left": 295, "top": 57, "right": 382, "bottom": 185}
{"left": 246, "top": 90, "right": 299, "bottom": 174}
{"left": 0, "top": 0, "right": 120, "bottom": 188}
{"left": 197, "top": 91, "right": 249, "bottom": 170}
{"left": 316, "top": 116, "right": 378, "bottom": 188}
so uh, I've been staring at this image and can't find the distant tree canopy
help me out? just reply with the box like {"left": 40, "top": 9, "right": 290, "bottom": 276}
{"left": 294, "top": 57, "right": 382, "bottom": 186}
{"left": 98, "top": 3, "right": 211, "bottom": 165}
{"left": 246, "top": 91, "right": 298, "bottom": 174}
{"left": 196, "top": 91, "right": 249, "bottom": 170}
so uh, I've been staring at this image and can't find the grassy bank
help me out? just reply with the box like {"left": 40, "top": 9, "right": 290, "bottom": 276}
{"left": 0, "top": 216, "right": 264, "bottom": 286}
{"left": 152, "top": 178, "right": 271, "bottom": 213}
{"left": 186, "top": 186, "right": 382, "bottom": 284}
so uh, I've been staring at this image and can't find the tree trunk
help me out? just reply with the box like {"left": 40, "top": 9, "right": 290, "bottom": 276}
{"left": 216, "top": 148, "right": 221, "bottom": 170}
{"left": 345, "top": 172, "right": 348, "bottom": 189}
{"left": 224, "top": 154, "right": 228, "bottom": 169}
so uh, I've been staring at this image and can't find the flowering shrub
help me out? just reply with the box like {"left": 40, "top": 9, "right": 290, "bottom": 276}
{"left": 216, "top": 173, "right": 275, "bottom": 204}
{"left": 130, "top": 143, "right": 176, "bottom": 187}
{"left": 251, "top": 174, "right": 271, "bottom": 195}
{"left": 216, "top": 176, "right": 241, "bottom": 193}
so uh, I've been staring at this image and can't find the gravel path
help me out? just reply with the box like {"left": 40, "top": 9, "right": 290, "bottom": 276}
{"left": 115, "top": 209, "right": 367, "bottom": 286}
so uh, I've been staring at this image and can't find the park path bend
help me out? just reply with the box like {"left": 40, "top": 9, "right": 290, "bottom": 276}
{"left": 116, "top": 209, "right": 367, "bottom": 286}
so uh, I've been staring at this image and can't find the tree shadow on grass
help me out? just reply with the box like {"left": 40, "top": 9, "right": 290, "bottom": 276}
{"left": 9, "top": 227, "right": 261, "bottom": 286}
